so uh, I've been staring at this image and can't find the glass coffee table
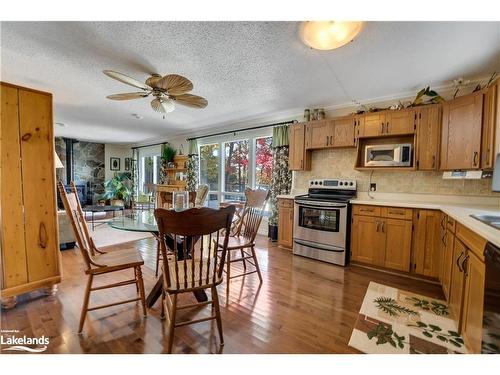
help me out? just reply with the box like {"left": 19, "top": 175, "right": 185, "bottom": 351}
{"left": 82, "top": 205, "right": 124, "bottom": 230}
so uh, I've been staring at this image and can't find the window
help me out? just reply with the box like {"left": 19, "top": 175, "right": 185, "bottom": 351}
{"left": 198, "top": 131, "right": 273, "bottom": 208}
{"left": 138, "top": 147, "right": 161, "bottom": 193}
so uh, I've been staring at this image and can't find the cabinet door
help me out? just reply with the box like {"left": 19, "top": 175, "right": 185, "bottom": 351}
{"left": 440, "top": 92, "right": 483, "bottom": 170}
{"left": 18, "top": 89, "right": 60, "bottom": 283}
{"left": 481, "top": 83, "right": 497, "bottom": 169}
{"left": 449, "top": 238, "right": 467, "bottom": 323}
{"left": 289, "top": 124, "right": 309, "bottom": 170}
{"left": 277, "top": 201, "right": 294, "bottom": 249}
{"left": 332, "top": 117, "right": 355, "bottom": 147}
{"left": 416, "top": 105, "right": 441, "bottom": 170}
{"left": 383, "top": 218, "right": 412, "bottom": 272}
{"left": 358, "top": 112, "right": 385, "bottom": 137}
{"left": 461, "top": 250, "right": 485, "bottom": 353}
{"left": 441, "top": 229, "right": 454, "bottom": 300}
{"left": 412, "top": 210, "right": 441, "bottom": 278}
{"left": 438, "top": 213, "right": 447, "bottom": 283}
{"left": 305, "top": 120, "right": 333, "bottom": 149}
{"left": 386, "top": 109, "right": 415, "bottom": 136}
{"left": 1, "top": 84, "right": 28, "bottom": 289}
{"left": 351, "top": 215, "right": 385, "bottom": 266}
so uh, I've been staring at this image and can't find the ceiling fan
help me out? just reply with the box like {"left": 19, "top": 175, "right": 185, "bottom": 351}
{"left": 103, "top": 70, "right": 208, "bottom": 114}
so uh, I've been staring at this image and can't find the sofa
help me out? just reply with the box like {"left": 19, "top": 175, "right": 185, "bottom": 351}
{"left": 57, "top": 210, "right": 106, "bottom": 250}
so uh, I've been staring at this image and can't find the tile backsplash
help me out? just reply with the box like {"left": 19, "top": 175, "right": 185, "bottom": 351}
{"left": 293, "top": 148, "right": 499, "bottom": 197}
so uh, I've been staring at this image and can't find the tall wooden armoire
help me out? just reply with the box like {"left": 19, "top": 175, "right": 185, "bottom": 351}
{"left": 1, "top": 82, "right": 61, "bottom": 307}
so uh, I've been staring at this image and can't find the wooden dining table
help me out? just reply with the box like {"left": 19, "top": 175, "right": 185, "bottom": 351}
{"left": 108, "top": 211, "right": 207, "bottom": 307}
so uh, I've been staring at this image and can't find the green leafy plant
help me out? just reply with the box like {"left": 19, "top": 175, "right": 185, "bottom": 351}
{"left": 161, "top": 143, "right": 177, "bottom": 162}
{"left": 101, "top": 172, "right": 132, "bottom": 202}
{"left": 367, "top": 323, "right": 406, "bottom": 349}
{"left": 411, "top": 86, "right": 444, "bottom": 106}
{"left": 374, "top": 297, "right": 418, "bottom": 317}
{"left": 405, "top": 297, "right": 449, "bottom": 316}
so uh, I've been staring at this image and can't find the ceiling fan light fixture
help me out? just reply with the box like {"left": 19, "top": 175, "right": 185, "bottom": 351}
{"left": 160, "top": 98, "right": 175, "bottom": 113}
{"left": 300, "top": 21, "right": 363, "bottom": 50}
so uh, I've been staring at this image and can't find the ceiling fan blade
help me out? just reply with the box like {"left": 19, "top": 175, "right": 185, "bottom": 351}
{"left": 103, "top": 70, "right": 150, "bottom": 90}
{"left": 157, "top": 74, "right": 193, "bottom": 95}
{"left": 172, "top": 93, "right": 208, "bottom": 109}
{"left": 106, "top": 92, "right": 150, "bottom": 100}
{"left": 151, "top": 98, "right": 175, "bottom": 113}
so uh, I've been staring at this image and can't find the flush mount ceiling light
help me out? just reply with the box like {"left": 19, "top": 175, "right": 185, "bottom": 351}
{"left": 300, "top": 21, "right": 363, "bottom": 50}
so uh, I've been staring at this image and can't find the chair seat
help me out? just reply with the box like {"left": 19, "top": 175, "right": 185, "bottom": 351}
{"left": 217, "top": 236, "right": 254, "bottom": 250}
{"left": 88, "top": 248, "right": 144, "bottom": 274}
{"left": 162, "top": 259, "right": 222, "bottom": 292}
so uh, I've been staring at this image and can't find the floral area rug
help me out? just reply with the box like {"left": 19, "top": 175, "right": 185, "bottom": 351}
{"left": 348, "top": 282, "right": 468, "bottom": 354}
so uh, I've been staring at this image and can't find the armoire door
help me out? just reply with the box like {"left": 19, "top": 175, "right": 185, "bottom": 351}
{"left": 18, "top": 89, "right": 60, "bottom": 282}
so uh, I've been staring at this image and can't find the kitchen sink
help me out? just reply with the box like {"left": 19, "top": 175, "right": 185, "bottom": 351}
{"left": 470, "top": 214, "right": 500, "bottom": 230}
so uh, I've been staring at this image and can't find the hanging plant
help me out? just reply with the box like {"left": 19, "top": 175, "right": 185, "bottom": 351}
{"left": 411, "top": 86, "right": 444, "bottom": 106}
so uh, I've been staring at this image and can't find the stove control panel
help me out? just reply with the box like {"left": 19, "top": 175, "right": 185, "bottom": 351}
{"left": 309, "top": 178, "right": 357, "bottom": 190}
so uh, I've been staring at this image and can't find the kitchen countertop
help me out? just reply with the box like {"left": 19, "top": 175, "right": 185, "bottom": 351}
{"left": 350, "top": 194, "right": 500, "bottom": 248}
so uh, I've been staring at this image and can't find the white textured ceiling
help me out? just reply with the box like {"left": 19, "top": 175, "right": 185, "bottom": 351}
{"left": 1, "top": 21, "right": 499, "bottom": 144}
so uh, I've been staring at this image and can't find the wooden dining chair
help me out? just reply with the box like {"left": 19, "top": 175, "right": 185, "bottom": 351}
{"left": 217, "top": 188, "right": 269, "bottom": 295}
{"left": 154, "top": 190, "right": 197, "bottom": 276}
{"left": 57, "top": 181, "right": 147, "bottom": 333}
{"left": 155, "top": 206, "right": 235, "bottom": 353}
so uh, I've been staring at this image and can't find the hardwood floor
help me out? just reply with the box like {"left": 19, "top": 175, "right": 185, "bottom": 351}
{"left": 1, "top": 235, "right": 443, "bottom": 354}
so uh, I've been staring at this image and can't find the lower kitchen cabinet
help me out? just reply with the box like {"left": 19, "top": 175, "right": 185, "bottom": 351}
{"left": 412, "top": 209, "right": 442, "bottom": 278}
{"left": 277, "top": 198, "right": 294, "bottom": 249}
{"left": 351, "top": 206, "right": 412, "bottom": 271}
{"left": 461, "top": 250, "right": 485, "bottom": 353}
{"left": 441, "top": 228, "right": 455, "bottom": 300}
{"left": 448, "top": 238, "right": 467, "bottom": 322}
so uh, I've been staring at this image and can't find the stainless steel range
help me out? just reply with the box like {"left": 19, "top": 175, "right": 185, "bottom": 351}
{"left": 293, "top": 178, "right": 357, "bottom": 266}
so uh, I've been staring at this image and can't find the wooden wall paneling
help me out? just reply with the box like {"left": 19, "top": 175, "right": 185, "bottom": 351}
{"left": 18, "top": 89, "right": 60, "bottom": 282}
{"left": 1, "top": 84, "right": 28, "bottom": 289}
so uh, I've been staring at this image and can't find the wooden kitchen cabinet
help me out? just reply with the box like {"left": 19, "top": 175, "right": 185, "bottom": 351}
{"left": 412, "top": 209, "right": 442, "bottom": 278}
{"left": 440, "top": 91, "right": 483, "bottom": 170}
{"left": 461, "top": 250, "right": 485, "bottom": 353}
{"left": 351, "top": 206, "right": 412, "bottom": 271}
{"left": 441, "top": 228, "right": 454, "bottom": 300}
{"left": 357, "top": 109, "right": 415, "bottom": 138}
{"left": 383, "top": 218, "right": 412, "bottom": 272}
{"left": 1, "top": 82, "right": 61, "bottom": 305}
{"left": 351, "top": 215, "right": 384, "bottom": 265}
{"left": 305, "top": 119, "right": 334, "bottom": 149}
{"left": 481, "top": 82, "right": 498, "bottom": 169}
{"left": 416, "top": 104, "right": 441, "bottom": 170}
{"left": 277, "top": 198, "right": 294, "bottom": 249}
{"left": 385, "top": 109, "right": 415, "bottom": 136}
{"left": 449, "top": 238, "right": 467, "bottom": 323}
{"left": 289, "top": 123, "right": 311, "bottom": 171}
{"left": 332, "top": 116, "right": 356, "bottom": 147}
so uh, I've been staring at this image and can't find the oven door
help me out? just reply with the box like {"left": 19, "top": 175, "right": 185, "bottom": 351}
{"left": 293, "top": 199, "right": 347, "bottom": 248}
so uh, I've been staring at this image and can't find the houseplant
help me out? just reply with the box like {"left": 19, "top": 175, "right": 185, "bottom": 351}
{"left": 102, "top": 172, "right": 132, "bottom": 207}
{"left": 161, "top": 143, "right": 177, "bottom": 167}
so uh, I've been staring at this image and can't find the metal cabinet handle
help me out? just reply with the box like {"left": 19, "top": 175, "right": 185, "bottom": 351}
{"left": 380, "top": 123, "right": 384, "bottom": 134}
{"left": 380, "top": 221, "right": 385, "bottom": 233}
{"left": 473, "top": 151, "right": 478, "bottom": 166}
{"left": 432, "top": 155, "right": 436, "bottom": 169}
{"left": 375, "top": 220, "right": 380, "bottom": 232}
{"left": 385, "top": 122, "right": 389, "bottom": 134}
{"left": 456, "top": 251, "right": 464, "bottom": 272}
{"left": 462, "top": 255, "right": 469, "bottom": 277}
{"left": 300, "top": 159, "right": 303, "bottom": 169}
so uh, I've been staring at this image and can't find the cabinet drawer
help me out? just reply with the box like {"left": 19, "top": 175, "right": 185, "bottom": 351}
{"left": 382, "top": 206, "right": 413, "bottom": 220}
{"left": 447, "top": 217, "right": 456, "bottom": 233}
{"left": 352, "top": 205, "right": 381, "bottom": 217}
{"left": 456, "top": 223, "right": 486, "bottom": 261}
{"left": 278, "top": 198, "right": 294, "bottom": 208}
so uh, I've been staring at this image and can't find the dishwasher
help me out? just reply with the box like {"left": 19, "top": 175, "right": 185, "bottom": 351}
{"left": 482, "top": 242, "right": 500, "bottom": 353}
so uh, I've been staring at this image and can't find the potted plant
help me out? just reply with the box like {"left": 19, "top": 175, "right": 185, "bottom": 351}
{"left": 161, "top": 143, "right": 177, "bottom": 168}
{"left": 102, "top": 172, "right": 132, "bottom": 207}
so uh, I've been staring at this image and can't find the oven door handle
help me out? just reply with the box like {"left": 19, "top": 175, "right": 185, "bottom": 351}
{"left": 294, "top": 239, "right": 345, "bottom": 253}
{"left": 295, "top": 201, "right": 347, "bottom": 209}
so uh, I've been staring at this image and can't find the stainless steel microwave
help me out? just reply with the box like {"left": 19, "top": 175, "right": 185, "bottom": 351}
{"left": 365, "top": 143, "right": 412, "bottom": 167}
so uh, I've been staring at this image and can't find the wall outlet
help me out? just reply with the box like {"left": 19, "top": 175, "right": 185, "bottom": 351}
{"left": 370, "top": 183, "right": 377, "bottom": 192}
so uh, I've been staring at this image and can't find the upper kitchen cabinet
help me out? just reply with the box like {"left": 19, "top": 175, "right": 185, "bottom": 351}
{"left": 440, "top": 91, "right": 483, "bottom": 170}
{"left": 481, "top": 81, "right": 498, "bottom": 169}
{"left": 289, "top": 123, "right": 311, "bottom": 171}
{"left": 357, "top": 109, "right": 415, "bottom": 138}
{"left": 415, "top": 104, "right": 442, "bottom": 170}
{"left": 332, "top": 116, "right": 356, "bottom": 147}
{"left": 305, "top": 119, "right": 334, "bottom": 149}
